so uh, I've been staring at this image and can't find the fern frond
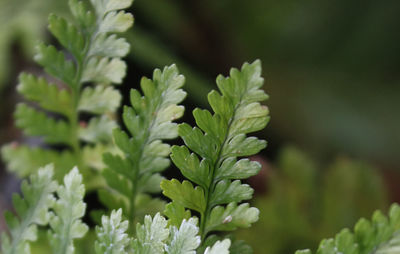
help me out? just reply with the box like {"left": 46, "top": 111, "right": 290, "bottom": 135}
{"left": 1, "top": 165, "right": 57, "bottom": 254}
{"left": 101, "top": 64, "right": 186, "bottom": 226}
{"left": 161, "top": 60, "right": 269, "bottom": 247}
{"left": 48, "top": 167, "right": 88, "bottom": 254}
{"left": 95, "top": 209, "right": 131, "bottom": 254}
{"left": 295, "top": 203, "right": 400, "bottom": 254}
{"left": 1, "top": 0, "right": 133, "bottom": 187}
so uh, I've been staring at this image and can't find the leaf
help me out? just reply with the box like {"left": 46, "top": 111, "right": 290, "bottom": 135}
{"left": 206, "top": 203, "right": 259, "bottom": 234}
{"left": 48, "top": 167, "right": 89, "bottom": 254}
{"left": 95, "top": 209, "right": 131, "bottom": 254}
{"left": 164, "top": 202, "right": 192, "bottom": 228}
{"left": 82, "top": 57, "right": 127, "bottom": 84}
{"left": 166, "top": 218, "right": 201, "bottom": 254}
{"left": 48, "top": 14, "right": 85, "bottom": 60}
{"left": 17, "top": 73, "right": 73, "bottom": 117}
{"left": 1, "top": 165, "right": 57, "bottom": 254}
{"left": 78, "top": 86, "right": 122, "bottom": 114}
{"left": 90, "top": 34, "right": 130, "bottom": 58}
{"left": 99, "top": 11, "right": 134, "bottom": 33}
{"left": 161, "top": 179, "right": 206, "bottom": 213}
{"left": 209, "top": 180, "right": 253, "bottom": 207}
{"left": 214, "top": 158, "right": 261, "bottom": 181}
{"left": 15, "top": 104, "right": 72, "bottom": 145}
{"left": 34, "top": 43, "right": 76, "bottom": 86}
{"left": 132, "top": 213, "right": 169, "bottom": 254}
{"left": 79, "top": 115, "right": 117, "bottom": 143}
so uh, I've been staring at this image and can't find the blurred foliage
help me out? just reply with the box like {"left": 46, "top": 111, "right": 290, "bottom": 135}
{"left": 0, "top": 0, "right": 67, "bottom": 90}
{"left": 236, "top": 146, "right": 388, "bottom": 254}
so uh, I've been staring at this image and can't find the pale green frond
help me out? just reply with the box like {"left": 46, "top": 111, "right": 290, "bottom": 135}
{"left": 132, "top": 213, "right": 169, "bottom": 253}
{"left": 1, "top": 165, "right": 58, "bottom": 254}
{"left": 82, "top": 57, "right": 126, "bottom": 84}
{"left": 48, "top": 167, "right": 88, "bottom": 254}
{"left": 78, "top": 86, "right": 122, "bottom": 114}
{"left": 165, "top": 218, "right": 201, "bottom": 254}
{"left": 95, "top": 209, "right": 131, "bottom": 254}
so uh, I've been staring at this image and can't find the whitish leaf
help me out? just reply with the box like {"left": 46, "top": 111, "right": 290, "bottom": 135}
{"left": 204, "top": 239, "right": 231, "bottom": 254}
{"left": 95, "top": 209, "right": 131, "bottom": 254}
{"left": 90, "top": 34, "right": 130, "bottom": 58}
{"left": 1, "top": 165, "right": 57, "bottom": 254}
{"left": 78, "top": 85, "right": 121, "bottom": 114}
{"left": 166, "top": 218, "right": 201, "bottom": 254}
{"left": 132, "top": 213, "right": 169, "bottom": 253}
{"left": 48, "top": 168, "right": 88, "bottom": 254}
{"left": 82, "top": 57, "right": 126, "bottom": 84}
{"left": 79, "top": 116, "right": 117, "bottom": 143}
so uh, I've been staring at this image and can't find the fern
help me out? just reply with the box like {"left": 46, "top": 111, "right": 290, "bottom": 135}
{"left": 48, "top": 168, "right": 88, "bottom": 254}
{"left": 295, "top": 204, "right": 400, "bottom": 254}
{"left": 1, "top": 0, "right": 133, "bottom": 188}
{"left": 1, "top": 165, "right": 57, "bottom": 254}
{"left": 160, "top": 60, "right": 269, "bottom": 248}
{"left": 100, "top": 64, "right": 186, "bottom": 226}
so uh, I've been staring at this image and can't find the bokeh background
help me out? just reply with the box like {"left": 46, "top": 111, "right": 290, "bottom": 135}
{"left": 0, "top": 0, "right": 400, "bottom": 253}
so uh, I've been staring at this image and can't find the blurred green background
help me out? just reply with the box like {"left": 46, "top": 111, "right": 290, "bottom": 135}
{"left": 0, "top": 0, "right": 399, "bottom": 253}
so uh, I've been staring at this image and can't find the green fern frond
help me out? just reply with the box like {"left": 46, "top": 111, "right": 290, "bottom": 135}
{"left": 1, "top": 165, "right": 57, "bottom": 254}
{"left": 295, "top": 203, "right": 400, "bottom": 254}
{"left": 1, "top": 0, "right": 133, "bottom": 188}
{"left": 161, "top": 60, "right": 269, "bottom": 247}
{"left": 48, "top": 167, "right": 88, "bottom": 254}
{"left": 101, "top": 64, "right": 186, "bottom": 226}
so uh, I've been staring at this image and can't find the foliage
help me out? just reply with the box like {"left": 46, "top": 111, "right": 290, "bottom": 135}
{"left": 1, "top": 0, "right": 133, "bottom": 189}
{"left": 99, "top": 63, "right": 186, "bottom": 227}
{"left": 236, "top": 146, "right": 388, "bottom": 254}
{"left": 160, "top": 60, "right": 270, "bottom": 249}
{"left": 295, "top": 203, "right": 400, "bottom": 254}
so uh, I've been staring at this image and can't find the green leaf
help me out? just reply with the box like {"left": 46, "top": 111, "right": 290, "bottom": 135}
{"left": 103, "top": 65, "right": 186, "bottom": 226}
{"left": 1, "top": 165, "right": 57, "bottom": 254}
{"left": 34, "top": 43, "right": 76, "bottom": 86}
{"left": 161, "top": 179, "right": 206, "bottom": 213}
{"left": 209, "top": 180, "right": 253, "bottom": 207}
{"left": 68, "top": 0, "right": 95, "bottom": 28}
{"left": 15, "top": 104, "right": 72, "bottom": 145}
{"left": 206, "top": 203, "right": 259, "bottom": 234}
{"left": 132, "top": 213, "right": 169, "bottom": 253}
{"left": 17, "top": 73, "right": 73, "bottom": 117}
{"left": 166, "top": 218, "right": 201, "bottom": 254}
{"left": 95, "top": 209, "right": 131, "bottom": 254}
{"left": 164, "top": 202, "right": 192, "bottom": 228}
{"left": 48, "top": 167, "right": 89, "bottom": 254}
{"left": 78, "top": 86, "right": 121, "bottom": 114}
{"left": 170, "top": 145, "right": 211, "bottom": 189}
{"left": 48, "top": 14, "right": 85, "bottom": 60}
